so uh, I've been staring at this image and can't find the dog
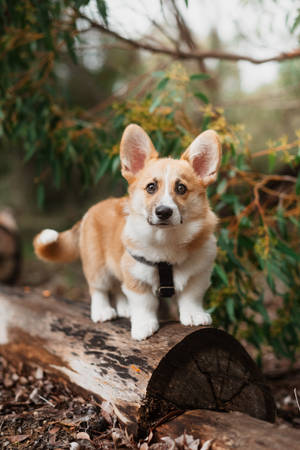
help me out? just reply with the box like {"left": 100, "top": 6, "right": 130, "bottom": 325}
{"left": 33, "top": 124, "right": 221, "bottom": 340}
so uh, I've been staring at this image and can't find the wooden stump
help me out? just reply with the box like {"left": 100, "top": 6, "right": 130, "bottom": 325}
{"left": 0, "top": 286, "right": 275, "bottom": 436}
{"left": 0, "top": 210, "right": 21, "bottom": 284}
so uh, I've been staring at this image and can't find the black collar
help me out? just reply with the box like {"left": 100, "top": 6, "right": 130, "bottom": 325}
{"left": 128, "top": 252, "right": 175, "bottom": 298}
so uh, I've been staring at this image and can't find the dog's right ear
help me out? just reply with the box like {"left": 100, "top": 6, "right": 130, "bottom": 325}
{"left": 120, "top": 124, "right": 158, "bottom": 182}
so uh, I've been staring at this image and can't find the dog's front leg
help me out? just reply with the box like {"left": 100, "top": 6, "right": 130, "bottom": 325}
{"left": 90, "top": 288, "right": 117, "bottom": 323}
{"left": 122, "top": 285, "right": 159, "bottom": 340}
{"left": 178, "top": 271, "right": 213, "bottom": 327}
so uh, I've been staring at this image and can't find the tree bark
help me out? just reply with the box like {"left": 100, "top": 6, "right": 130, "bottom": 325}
{"left": 0, "top": 286, "right": 275, "bottom": 436}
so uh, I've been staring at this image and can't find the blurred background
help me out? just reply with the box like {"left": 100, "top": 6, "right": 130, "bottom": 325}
{"left": 0, "top": 0, "right": 299, "bottom": 364}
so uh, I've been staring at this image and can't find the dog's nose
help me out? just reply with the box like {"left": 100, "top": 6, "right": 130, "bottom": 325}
{"left": 155, "top": 205, "right": 173, "bottom": 220}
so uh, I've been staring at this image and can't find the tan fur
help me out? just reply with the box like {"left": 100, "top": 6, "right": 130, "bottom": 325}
{"left": 79, "top": 198, "right": 127, "bottom": 287}
{"left": 122, "top": 252, "right": 148, "bottom": 294}
{"left": 34, "top": 221, "right": 81, "bottom": 263}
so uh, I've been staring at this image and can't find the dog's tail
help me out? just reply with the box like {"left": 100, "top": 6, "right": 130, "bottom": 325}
{"left": 33, "top": 221, "right": 81, "bottom": 263}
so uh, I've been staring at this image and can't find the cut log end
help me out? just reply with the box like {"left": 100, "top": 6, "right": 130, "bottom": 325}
{"left": 138, "top": 328, "right": 276, "bottom": 435}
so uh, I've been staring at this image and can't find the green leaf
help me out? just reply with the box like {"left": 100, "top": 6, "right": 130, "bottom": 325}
{"left": 152, "top": 71, "right": 166, "bottom": 78}
{"left": 154, "top": 129, "right": 165, "bottom": 151}
{"left": 75, "top": 1, "right": 90, "bottom": 8}
{"left": 226, "top": 297, "right": 236, "bottom": 321}
{"left": 190, "top": 73, "right": 211, "bottom": 81}
{"left": 251, "top": 296, "right": 271, "bottom": 323}
{"left": 266, "top": 270, "right": 276, "bottom": 294}
{"left": 149, "top": 95, "right": 163, "bottom": 113}
{"left": 268, "top": 152, "right": 276, "bottom": 172}
{"left": 276, "top": 240, "right": 300, "bottom": 262}
{"left": 214, "top": 264, "right": 228, "bottom": 285}
{"left": 64, "top": 31, "right": 77, "bottom": 64}
{"left": 239, "top": 216, "right": 252, "bottom": 228}
{"left": 95, "top": 157, "right": 110, "bottom": 183}
{"left": 112, "top": 155, "right": 120, "bottom": 174}
{"left": 217, "top": 178, "right": 227, "bottom": 195}
{"left": 296, "top": 172, "right": 300, "bottom": 195}
{"left": 202, "top": 115, "right": 210, "bottom": 131}
{"left": 194, "top": 91, "right": 209, "bottom": 104}
{"left": 276, "top": 207, "right": 287, "bottom": 239}
{"left": 37, "top": 184, "right": 45, "bottom": 209}
{"left": 236, "top": 153, "right": 249, "bottom": 170}
{"left": 24, "top": 143, "right": 36, "bottom": 162}
{"left": 96, "top": 0, "right": 108, "bottom": 26}
{"left": 266, "top": 260, "right": 291, "bottom": 288}
{"left": 291, "top": 11, "right": 300, "bottom": 33}
{"left": 176, "top": 124, "right": 189, "bottom": 135}
{"left": 157, "top": 77, "right": 169, "bottom": 91}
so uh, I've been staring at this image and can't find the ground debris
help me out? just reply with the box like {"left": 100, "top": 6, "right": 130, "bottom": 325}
{"left": 140, "top": 433, "right": 211, "bottom": 450}
{"left": 0, "top": 355, "right": 117, "bottom": 449}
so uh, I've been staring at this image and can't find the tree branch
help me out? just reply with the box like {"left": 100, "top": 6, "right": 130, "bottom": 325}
{"left": 76, "top": 12, "right": 300, "bottom": 65}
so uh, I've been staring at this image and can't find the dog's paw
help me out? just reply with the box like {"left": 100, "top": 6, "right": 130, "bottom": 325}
{"left": 38, "top": 229, "right": 59, "bottom": 245}
{"left": 131, "top": 318, "right": 159, "bottom": 341}
{"left": 91, "top": 305, "right": 117, "bottom": 323}
{"left": 180, "top": 308, "right": 212, "bottom": 327}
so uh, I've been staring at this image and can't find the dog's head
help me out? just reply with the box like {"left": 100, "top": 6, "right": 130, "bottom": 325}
{"left": 120, "top": 124, "right": 221, "bottom": 227}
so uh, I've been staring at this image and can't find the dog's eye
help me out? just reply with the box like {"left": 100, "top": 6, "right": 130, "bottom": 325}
{"left": 146, "top": 182, "right": 157, "bottom": 194}
{"left": 175, "top": 183, "right": 187, "bottom": 195}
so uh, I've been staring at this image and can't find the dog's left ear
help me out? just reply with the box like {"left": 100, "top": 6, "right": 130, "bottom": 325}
{"left": 181, "top": 130, "right": 222, "bottom": 186}
{"left": 120, "top": 124, "right": 158, "bottom": 182}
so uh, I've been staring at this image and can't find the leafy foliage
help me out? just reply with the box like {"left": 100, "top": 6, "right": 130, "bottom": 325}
{"left": 1, "top": 1, "right": 299, "bottom": 363}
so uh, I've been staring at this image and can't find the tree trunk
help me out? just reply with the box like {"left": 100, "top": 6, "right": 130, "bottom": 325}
{"left": 0, "top": 286, "right": 275, "bottom": 436}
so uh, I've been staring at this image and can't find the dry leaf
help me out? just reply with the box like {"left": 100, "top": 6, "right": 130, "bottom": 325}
{"left": 49, "top": 425, "right": 60, "bottom": 435}
{"left": 77, "top": 431, "right": 91, "bottom": 440}
{"left": 8, "top": 434, "right": 30, "bottom": 443}
{"left": 101, "top": 401, "right": 114, "bottom": 425}
{"left": 161, "top": 436, "right": 176, "bottom": 449}
{"left": 200, "top": 440, "right": 213, "bottom": 450}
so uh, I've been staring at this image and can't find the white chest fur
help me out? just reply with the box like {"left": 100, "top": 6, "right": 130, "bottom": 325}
{"left": 127, "top": 232, "right": 217, "bottom": 295}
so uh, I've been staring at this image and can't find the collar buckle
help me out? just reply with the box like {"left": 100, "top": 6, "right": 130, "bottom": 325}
{"left": 157, "top": 286, "right": 175, "bottom": 298}
{"left": 127, "top": 250, "right": 175, "bottom": 298}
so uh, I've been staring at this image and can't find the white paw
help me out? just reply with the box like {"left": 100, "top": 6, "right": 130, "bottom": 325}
{"left": 131, "top": 318, "right": 159, "bottom": 341}
{"left": 91, "top": 306, "right": 117, "bottom": 323}
{"left": 180, "top": 309, "right": 212, "bottom": 326}
{"left": 116, "top": 298, "right": 130, "bottom": 318}
{"left": 38, "top": 229, "right": 58, "bottom": 245}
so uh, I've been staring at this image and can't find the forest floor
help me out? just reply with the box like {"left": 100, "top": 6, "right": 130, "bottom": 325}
{"left": 0, "top": 260, "right": 300, "bottom": 449}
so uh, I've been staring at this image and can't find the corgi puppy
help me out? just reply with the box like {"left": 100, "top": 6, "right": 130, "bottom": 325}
{"left": 34, "top": 124, "right": 221, "bottom": 340}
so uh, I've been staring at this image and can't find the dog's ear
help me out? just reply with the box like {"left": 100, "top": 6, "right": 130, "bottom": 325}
{"left": 120, "top": 124, "right": 158, "bottom": 181}
{"left": 181, "top": 130, "right": 222, "bottom": 186}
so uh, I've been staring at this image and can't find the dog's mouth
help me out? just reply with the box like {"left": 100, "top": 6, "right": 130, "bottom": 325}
{"left": 147, "top": 218, "right": 172, "bottom": 227}
{"left": 147, "top": 218, "right": 183, "bottom": 227}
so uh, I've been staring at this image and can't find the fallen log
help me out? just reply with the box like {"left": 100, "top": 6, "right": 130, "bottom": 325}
{"left": 0, "top": 286, "right": 275, "bottom": 436}
{"left": 154, "top": 409, "right": 300, "bottom": 450}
